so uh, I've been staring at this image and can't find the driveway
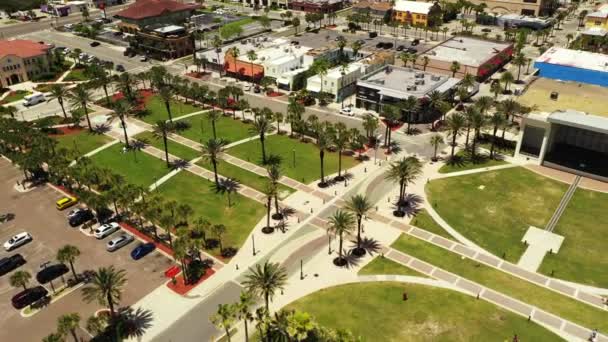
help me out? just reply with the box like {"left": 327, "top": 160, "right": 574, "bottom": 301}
{"left": 0, "top": 158, "right": 170, "bottom": 342}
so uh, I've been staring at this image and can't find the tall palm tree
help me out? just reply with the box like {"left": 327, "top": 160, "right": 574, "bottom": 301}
{"left": 512, "top": 52, "right": 527, "bottom": 82}
{"left": 81, "top": 266, "right": 127, "bottom": 317}
{"left": 266, "top": 163, "right": 282, "bottom": 219}
{"left": 250, "top": 115, "right": 272, "bottom": 164}
{"left": 381, "top": 104, "right": 399, "bottom": 148}
{"left": 42, "top": 333, "right": 64, "bottom": 342}
{"left": 207, "top": 110, "right": 221, "bottom": 139}
{"left": 316, "top": 127, "right": 332, "bottom": 187}
{"left": 57, "top": 313, "right": 80, "bottom": 342}
{"left": 211, "top": 303, "right": 237, "bottom": 342}
{"left": 362, "top": 113, "right": 378, "bottom": 141}
{"left": 242, "top": 261, "right": 287, "bottom": 312}
{"left": 331, "top": 123, "right": 349, "bottom": 180}
{"left": 345, "top": 194, "right": 373, "bottom": 256}
{"left": 450, "top": 61, "right": 461, "bottom": 77}
{"left": 385, "top": 156, "right": 422, "bottom": 216}
{"left": 113, "top": 99, "right": 132, "bottom": 147}
{"left": 500, "top": 71, "right": 514, "bottom": 93}
{"left": 159, "top": 85, "right": 174, "bottom": 122}
{"left": 469, "top": 110, "right": 486, "bottom": 158}
{"left": 48, "top": 84, "right": 69, "bottom": 119}
{"left": 490, "top": 80, "right": 503, "bottom": 100}
{"left": 69, "top": 84, "right": 93, "bottom": 130}
{"left": 429, "top": 134, "right": 444, "bottom": 161}
{"left": 287, "top": 97, "right": 304, "bottom": 137}
{"left": 57, "top": 245, "right": 81, "bottom": 281}
{"left": 488, "top": 111, "right": 507, "bottom": 159}
{"left": 445, "top": 112, "right": 465, "bottom": 158}
{"left": 212, "top": 224, "right": 226, "bottom": 254}
{"left": 311, "top": 57, "right": 330, "bottom": 94}
{"left": 236, "top": 291, "right": 255, "bottom": 342}
{"left": 9, "top": 270, "right": 31, "bottom": 290}
{"left": 327, "top": 210, "right": 356, "bottom": 266}
{"left": 246, "top": 50, "right": 258, "bottom": 84}
{"left": 201, "top": 138, "right": 228, "bottom": 186}
{"left": 153, "top": 120, "right": 175, "bottom": 167}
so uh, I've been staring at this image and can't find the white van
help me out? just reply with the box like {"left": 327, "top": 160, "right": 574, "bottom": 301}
{"left": 23, "top": 93, "right": 45, "bottom": 107}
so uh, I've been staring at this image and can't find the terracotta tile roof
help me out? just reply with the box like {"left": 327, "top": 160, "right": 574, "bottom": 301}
{"left": 0, "top": 39, "right": 51, "bottom": 59}
{"left": 115, "top": 0, "right": 200, "bottom": 20}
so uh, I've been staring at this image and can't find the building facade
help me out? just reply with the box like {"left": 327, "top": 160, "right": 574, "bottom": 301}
{"left": 446, "top": 0, "right": 555, "bottom": 16}
{"left": 115, "top": 0, "right": 200, "bottom": 33}
{"left": 534, "top": 47, "right": 608, "bottom": 87}
{"left": 0, "top": 40, "right": 52, "bottom": 88}
{"left": 352, "top": 1, "right": 392, "bottom": 20}
{"left": 289, "top": 0, "right": 346, "bottom": 13}
{"left": 133, "top": 25, "right": 193, "bottom": 60}
{"left": 585, "top": 11, "right": 608, "bottom": 30}
{"left": 392, "top": 0, "right": 434, "bottom": 27}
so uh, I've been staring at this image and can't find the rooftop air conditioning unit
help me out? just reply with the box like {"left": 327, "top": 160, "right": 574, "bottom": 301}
{"left": 415, "top": 72, "right": 424, "bottom": 78}
{"left": 415, "top": 79, "right": 425, "bottom": 85}
{"left": 385, "top": 66, "right": 392, "bottom": 74}
{"left": 406, "top": 85, "right": 417, "bottom": 91}
{"left": 431, "top": 75, "right": 441, "bottom": 81}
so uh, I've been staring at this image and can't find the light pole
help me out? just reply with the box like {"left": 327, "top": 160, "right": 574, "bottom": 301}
{"left": 252, "top": 233, "right": 256, "bottom": 256}
{"left": 300, "top": 259, "right": 304, "bottom": 280}
{"left": 328, "top": 234, "right": 332, "bottom": 254}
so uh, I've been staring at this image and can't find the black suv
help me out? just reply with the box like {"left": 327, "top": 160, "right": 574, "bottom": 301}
{"left": 69, "top": 209, "right": 94, "bottom": 227}
{"left": 36, "top": 264, "right": 69, "bottom": 284}
{"left": 12, "top": 286, "right": 48, "bottom": 309}
{"left": 0, "top": 254, "right": 26, "bottom": 276}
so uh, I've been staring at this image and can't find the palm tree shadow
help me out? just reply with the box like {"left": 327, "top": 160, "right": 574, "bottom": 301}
{"left": 169, "top": 159, "right": 191, "bottom": 170}
{"left": 341, "top": 249, "right": 362, "bottom": 269}
{"left": 92, "top": 124, "right": 111, "bottom": 134}
{"left": 446, "top": 154, "right": 465, "bottom": 166}
{"left": 214, "top": 177, "right": 241, "bottom": 195}
{"left": 349, "top": 237, "right": 382, "bottom": 257}
{"left": 393, "top": 193, "right": 423, "bottom": 218}
{"left": 327, "top": 172, "right": 354, "bottom": 186}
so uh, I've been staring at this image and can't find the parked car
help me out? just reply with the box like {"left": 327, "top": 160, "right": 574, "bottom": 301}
{"left": 396, "top": 45, "right": 405, "bottom": 51}
{"left": 254, "top": 86, "right": 261, "bottom": 93}
{"left": 115, "top": 64, "right": 125, "bottom": 72}
{"left": 11, "top": 286, "right": 48, "bottom": 309}
{"left": 406, "top": 47, "right": 417, "bottom": 54}
{"left": 375, "top": 42, "right": 384, "bottom": 49}
{"left": 22, "top": 93, "right": 45, "bottom": 107}
{"left": 130, "top": 242, "right": 156, "bottom": 260}
{"left": 63, "top": 24, "right": 74, "bottom": 30}
{"left": 0, "top": 254, "right": 26, "bottom": 276}
{"left": 3, "top": 232, "right": 32, "bottom": 251}
{"left": 90, "top": 41, "right": 101, "bottom": 47}
{"left": 106, "top": 234, "right": 134, "bottom": 252}
{"left": 411, "top": 39, "right": 420, "bottom": 46}
{"left": 68, "top": 209, "right": 94, "bottom": 227}
{"left": 36, "top": 264, "right": 69, "bottom": 284}
{"left": 94, "top": 222, "right": 121, "bottom": 239}
{"left": 339, "top": 107, "right": 354, "bottom": 116}
{"left": 139, "top": 56, "right": 148, "bottom": 62}
{"left": 369, "top": 31, "right": 378, "bottom": 38}
{"left": 56, "top": 196, "right": 78, "bottom": 210}
{"left": 243, "top": 84, "right": 251, "bottom": 91}
{"left": 383, "top": 42, "right": 393, "bottom": 49}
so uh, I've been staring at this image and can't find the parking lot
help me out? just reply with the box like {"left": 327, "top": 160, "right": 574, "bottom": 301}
{"left": 0, "top": 158, "right": 170, "bottom": 341}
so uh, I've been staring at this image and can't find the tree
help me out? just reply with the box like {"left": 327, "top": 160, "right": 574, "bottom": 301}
{"left": 81, "top": 266, "right": 127, "bottom": 317}
{"left": 81, "top": 6, "right": 90, "bottom": 21}
{"left": 450, "top": 61, "right": 461, "bottom": 77}
{"left": 69, "top": 84, "right": 93, "bottom": 130}
{"left": 0, "top": 105, "right": 18, "bottom": 119}
{"left": 469, "top": 109, "right": 486, "bottom": 158}
{"left": 327, "top": 210, "right": 355, "bottom": 266}
{"left": 86, "top": 315, "right": 107, "bottom": 337}
{"left": 362, "top": 113, "right": 379, "bottom": 141}
{"left": 385, "top": 156, "right": 422, "bottom": 216}
{"left": 207, "top": 109, "right": 222, "bottom": 139}
{"left": 500, "top": 71, "right": 514, "bottom": 93}
{"left": 335, "top": 36, "right": 347, "bottom": 59}
{"left": 315, "top": 127, "right": 332, "bottom": 187}
{"left": 345, "top": 194, "right": 373, "bottom": 256}
{"left": 57, "top": 313, "right": 80, "bottom": 342}
{"left": 153, "top": 120, "right": 176, "bottom": 167}
{"left": 350, "top": 39, "right": 363, "bottom": 59}
{"left": 201, "top": 138, "right": 228, "bottom": 187}
{"left": 243, "top": 261, "right": 287, "bottom": 312}
{"left": 259, "top": 15, "right": 272, "bottom": 30}
{"left": 250, "top": 115, "right": 272, "bottom": 164}
{"left": 112, "top": 100, "right": 133, "bottom": 147}
{"left": 287, "top": 97, "right": 304, "bottom": 137}
{"left": 512, "top": 53, "right": 527, "bottom": 82}
{"left": 212, "top": 224, "right": 226, "bottom": 254}
{"left": 445, "top": 112, "right": 465, "bottom": 158}
{"left": 292, "top": 17, "right": 301, "bottom": 35}
{"left": 429, "top": 134, "right": 444, "bottom": 161}
{"left": 9, "top": 270, "right": 31, "bottom": 291}
{"left": 490, "top": 80, "right": 503, "bottom": 100}
{"left": 57, "top": 245, "right": 80, "bottom": 281}
{"left": 211, "top": 303, "right": 237, "bottom": 342}
{"left": 381, "top": 104, "right": 400, "bottom": 148}
{"left": 42, "top": 333, "right": 64, "bottom": 342}
{"left": 158, "top": 85, "right": 175, "bottom": 122}
{"left": 311, "top": 57, "right": 330, "bottom": 94}
{"left": 236, "top": 291, "right": 255, "bottom": 342}
{"left": 488, "top": 111, "right": 507, "bottom": 159}
{"left": 246, "top": 50, "right": 258, "bottom": 84}
{"left": 48, "top": 84, "right": 69, "bottom": 119}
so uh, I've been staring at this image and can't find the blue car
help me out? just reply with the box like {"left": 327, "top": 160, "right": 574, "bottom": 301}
{"left": 130, "top": 243, "right": 156, "bottom": 260}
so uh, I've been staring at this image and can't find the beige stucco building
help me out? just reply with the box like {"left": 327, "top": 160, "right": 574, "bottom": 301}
{"left": 0, "top": 40, "right": 53, "bottom": 88}
{"left": 451, "top": 0, "right": 554, "bottom": 16}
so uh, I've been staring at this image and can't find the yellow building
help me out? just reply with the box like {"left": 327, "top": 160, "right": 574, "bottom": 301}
{"left": 585, "top": 10, "right": 608, "bottom": 30}
{"left": 392, "top": 0, "right": 433, "bottom": 27}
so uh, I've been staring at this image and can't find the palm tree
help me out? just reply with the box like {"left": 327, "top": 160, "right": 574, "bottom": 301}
{"left": 113, "top": 100, "right": 132, "bottom": 147}
{"left": 0, "top": 105, "right": 18, "bottom": 118}
{"left": 345, "top": 194, "right": 373, "bottom": 256}
{"left": 236, "top": 291, "right": 255, "bottom": 342}
{"left": 421, "top": 55, "right": 430, "bottom": 71}
{"left": 69, "top": 84, "right": 93, "bottom": 130}
{"left": 429, "top": 134, "right": 444, "bottom": 161}
{"left": 362, "top": 113, "right": 379, "bottom": 142}
{"left": 212, "top": 224, "right": 226, "bottom": 254}
{"left": 385, "top": 156, "right": 422, "bottom": 216}
{"left": 381, "top": 104, "right": 399, "bottom": 148}
{"left": 287, "top": 97, "right": 304, "bottom": 137}
{"left": 207, "top": 110, "right": 221, "bottom": 139}
{"left": 212, "top": 35, "right": 223, "bottom": 77}
{"left": 81, "top": 266, "right": 127, "bottom": 317}
{"left": 490, "top": 80, "right": 503, "bottom": 100}
{"left": 311, "top": 57, "right": 330, "bottom": 94}
{"left": 42, "top": 333, "right": 64, "bottom": 342}
{"left": 250, "top": 115, "right": 272, "bottom": 164}
{"left": 488, "top": 111, "right": 507, "bottom": 158}
{"left": 246, "top": 50, "right": 258, "bottom": 84}
{"left": 57, "top": 245, "right": 80, "bottom": 281}
{"left": 327, "top": 210, "right": 356, "bottom": 266}
{"left": 211, "top": 303, "right": 237, "bottom": 342}
{"left": 262, "top": 182, "right": 275, "bottom": 233}
{"left": 153, "top": 120, "right": 175, "bottom": 167}
{"left": 243, "top": 261, "right": 287, "bottom": 312}
{"left": 48, "top": 84, "right": 69, "bottom": 119}
{"left": 316, "top": 127, "right": 332, "bottom": 187}
{"left": 201, "top": 138, "right": 228, "bottom": 186}
{"left": 86, "top": 315, "right": 106, "bottom": 337}
{"left": 158, "top": 85, "right": 174, "bottom": 122}
{"left": 500, "top": 71, "right": 514, "bottom": 93}
{"left": 450, "top": 61, "right": 461, "bottom": 77}
{"left": 445, "top": 112, "right": 465, "bottom": 158}
{"left": 266, "top": 163, "right": 283, "bottom": 219}
{"left": 469, "top": 110, "right": 486, "bottom": 158}
{"left": 512, "top": 53, "right": 527, "bottom": 82}
{"left": 9, "top": 270, "right": 31, "bottom": 291}
{"left": 462, "top": 106, "right": 477, "bottom": 148}
{"left": 57, "top": 313, "right": 80, "bottom": 342}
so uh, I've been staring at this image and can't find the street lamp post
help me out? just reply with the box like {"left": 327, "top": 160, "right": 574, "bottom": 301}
{"left": 252, "top": 233, "right": 256, "bottom": 256}
{"left": 300, "top": 259, "right": 304, "bottom": 280}
{"left": 328, "top": 234, "right": 332, "bottom": 254}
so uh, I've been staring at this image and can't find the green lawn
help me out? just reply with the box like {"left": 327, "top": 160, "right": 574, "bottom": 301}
{"left": 392, "top": 234, "right": 608, "bottom": 332}
{"left": 538, "top": 189, "right": 608, "bottom": 288}
{"left": 157, "top": 172, "right": 266, "bottom": 255}
{"left": 287, "top": 282, "right": 561, "bottom": 341}
{"left": 178, "top": 112, "right": 254, "bottom": 144}
{"left": 134, "top": 131, "right": 200, "bottom": 161}
{"left": 54, "top": 130, "right": 112, "bottom": 156}
{"left": 410, "top": 209, "right": 452, "bottom": 240}
{"left": 63, "top": 68, "right": 88, "bottom": 81}
{"left": 138, "top": 95, "right": 201, "bottom": 124}
{"left": 2, "top": 90, "right": 30, "bottom": 103}
{"left": 358, "top": 257, "right": 426, "bottom": 277}
{"left": 426, "top": 167, "right": 567, "bottom": 262}
{"left": 90, "top": 144, "right": 171, "bottom": 187}
{"left": 196, "top": 159, "right": 294, "bottom": 199}
{"left": 228, "top": 135, "right": 359, "bottom": 184}
{"left": 439, "top": 150, "right": 507, "bottom": 173}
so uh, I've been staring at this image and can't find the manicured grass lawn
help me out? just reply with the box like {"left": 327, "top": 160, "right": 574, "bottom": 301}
{"left": 287, "top": 282, "right": 561, "bottom": 341}
{"left": 358, "top": 257, "right": 426, "bottom": 277}
{"left": 178, "top": 112, "right": 254, "bottom": 144}
{"left": 138, "top": 95, "right": 200, "bottom": 124}
{"left": 228, "top": 135, "right": 359, "bottom": 184}
{"left": 157, "top": 172, "right": 265, "bottom": 255}
{"left": 538, "top": 189, "right": 608, "bottom": 288}
{"left": 439, "top": 150, "right": 507, "bottom": 174}
{"left": 90, "top": 144, "right": 171, "bottom": 187}
{"left": 426, "top": 167, "right": 567, "bottom": 262}
{"left": 392, "top": 234, "right": 608, "bottom": 332}
{"left": 410, "top": 209, "right": 452, "bottom": 240}
{"left": 196, "top": 159, "right": 294, "bottom": 199}
{"left": 2, "top": 90, "right": 30, "bottom": 103}
{"left": 63, "top": 68, "right": 87, "bottom": 81}
{"left": 54, "top": 130, "right": 112, "bottom": 156}
{"left": 134, "top": 131, "right": 200, "bottom": 161}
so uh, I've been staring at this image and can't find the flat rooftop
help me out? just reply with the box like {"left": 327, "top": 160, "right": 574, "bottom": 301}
{"left": 535, "top": 47, "right": 608, "bottom": 74}
{"left": 358, "top": 65, "right": 460, "bottom": 98}
{"left": 518, "top": 78, "right": 608, "bottom": 117}
{"left": 254, "top": 44, "right": 312, "bottom": 65}
{"left": 422, "top": 36, "right": 512, "bottom": 67}
{"left": 197, "top": 37, "right": 289, "bottom": 65}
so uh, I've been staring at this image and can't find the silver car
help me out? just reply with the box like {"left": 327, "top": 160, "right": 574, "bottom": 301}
{"left": 106, "top": 234, "right": 134, "bottom": 252}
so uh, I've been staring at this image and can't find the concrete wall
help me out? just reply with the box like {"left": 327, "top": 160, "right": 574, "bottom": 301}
{"left": 224, "top": 54, "right": 264, "bottom": 80}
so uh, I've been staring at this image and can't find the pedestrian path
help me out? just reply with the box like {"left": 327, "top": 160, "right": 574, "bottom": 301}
{"left": 545, "top": 175, "right": 580, "bottom": 232}
{"left": 385, "top": 247, "right": 607, "bottom": 342}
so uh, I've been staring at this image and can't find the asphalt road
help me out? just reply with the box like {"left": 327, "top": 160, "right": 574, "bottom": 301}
{"left": 151, "top": 281, "right": 242, "bottom": 342}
